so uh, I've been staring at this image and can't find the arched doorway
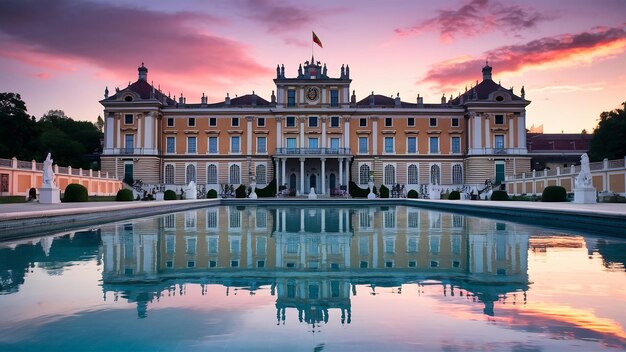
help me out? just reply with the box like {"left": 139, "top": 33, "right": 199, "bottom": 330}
{"left": 289, "top": 173, "right": 297, "bottom": 194}
{"left": 329, "top": 173, "right": 336, "bottom": 192}
{"left": 309, "top": 174, "right": 317, "bottom": 193}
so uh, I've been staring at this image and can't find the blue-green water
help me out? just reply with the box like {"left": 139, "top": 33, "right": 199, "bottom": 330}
{"left": 1, "top": 205, "right": 625, "bottom": 351}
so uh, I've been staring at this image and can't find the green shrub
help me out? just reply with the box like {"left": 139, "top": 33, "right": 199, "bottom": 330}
{"left": 407, "top": 189, "right": 419, "bottom": 199}
{"left": 448, "top": 190, "right": 461, "bottom": 200}
{"left": 542, "top": 186, "right": 567, "bottom": 202}
{"left": 349, "top": 181, "right": 370, "bottom": 198}
{"left": 255, "top": 179, "right": 276, "bottom": 197}
{"left": 379, "top": 184, "right": 389, "bottom": 198}
{"left": 63, "top": 183, "right": 88, "bottom": 202}
{"left": 164, "top": 189, "right": 177, "bottom": 200}
{"left": 207, "top": 189, "right": 218, "bottom": 199}
{"left": 490, "top": 190, "right": 509, "bottom": 201}
{"left": 235, "top": 184, "right": 247, "bottom": 198}
{"left": 116, "top": 189, "right": 134, "bottom": 201}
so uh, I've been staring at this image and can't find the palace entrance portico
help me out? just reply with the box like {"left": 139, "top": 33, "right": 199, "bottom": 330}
{"left": 274, "top": 148, "right": 352, "bottom": 195}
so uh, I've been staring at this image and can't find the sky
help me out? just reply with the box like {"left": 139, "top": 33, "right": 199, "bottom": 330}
{"left": 0, "top": 0, "right": 625, "bottom": 133}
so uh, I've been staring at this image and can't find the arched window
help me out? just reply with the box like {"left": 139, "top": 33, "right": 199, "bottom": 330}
{"left": 452, "top": 164, "right": 463, "bottom": 185}
{"left": 186, "top": 164, "right": 196, "bottom": 184}
{"left": 384, "top": 164, "right": 395, "bottom": 185}
{"left": 229, "top": 164, "right": 241, "bottom": 184}
{"left": 164, "top": 164, "right": 174, "bottom": 184}
{"left": 407, "top": 164, "right": 419, "bottom": 184}
{"left": 359, "top": 164, "right": 370, "bottom": 185}
{"left": 256, "top": 164, "right": 267, "bottom": 185}
{"left": 207, "top": 164, "right": 218, "bottom": 184}
{"left": 430, "top": 164, "right": 440, "bottom": 184}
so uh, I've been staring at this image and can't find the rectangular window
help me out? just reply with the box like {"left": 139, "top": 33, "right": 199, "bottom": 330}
{"left": 286, "top": 137, "right": 297, "bottom": 149}
{"left": 385, "top": 117, "right": 392, "bottom": 127}
{"left": 231, "top": 136, "right": 240, "bottom": 153}
{"left": 187, "top": 136, "right": 197, "bottom": 154}
{"left": 188, "top": 117, "right": 195, "bottom": 127}
{"left": 359, "top": 118, "right": 367, "bottom": 127}
{"left": 429, "top": 136, "right": 439, "bottom": 154}
{"left": 287, "top": 89, "right": 296, "bottom": 107}
{"left": 257, "top": 136, "right": 267, "bottom": 153}
{"left": 495, "top": 115, "right": 504, "bottom": 125}
{"left": 452, "top": 118, "right": 460, "bottom": 127}
{"left": 407, "top": 137, "right": 417, "bottom": 153}
{"left": 407, "top": 117, "right": 415, "bottom": 127}
{"left": 308, "top": 137, "right": 318, "bottom": 149}
{"left": 308, "top": 116, "right": 318, "bottom": 127}
{"left": 124, "top": 134, "right": 134, "bottom": 153}
{"left": 495, "top": 135, "right": 505, "bottom": 149}
{"left": 286, "top": 116, "right": 296, "bottom": 127}
{"left": 330, "top": 116, "right": 339, "bottom": 127}
{"left": 124, "top": 114, "right": 133, "bottom": 124}
{"left": 330, "top": 138, "right": 340, "bottom": 150}
{"left": 208, "top": 136, "right": 218, "bottom": 154}
{"left": 429, "top": 118, "right": 437, "bottom": 127}
{"left": 330, "top": 89, "right": 339, "bottom": 107}
{"left": 166, "top": 136, "right": 175, "bottom": 153}
{"left": 231, "top": 117, "right": 239, "bottom": 127}
{"left": 384, "top": 137, "right": 394, "bottom": 153}
{"left": 209, "top": 117, "right": 216, "bottom": 127}
{"left": 358, "top": 137, "right": 368, "bottom": 153}
{"left": 451, "top": 136, "right": 461, "bottom": 153}
{"left": 167, "top": 117, "right": 174, "bottom": 127}
{"left": 257, "top": 117, "right": 265, "bottom": 127}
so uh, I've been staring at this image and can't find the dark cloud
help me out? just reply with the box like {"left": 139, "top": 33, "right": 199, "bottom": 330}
{"left": 395, "top": 0, "right": 554, "bottom": 42}
{"left": 423, "top": 25, "right": 626, "bottom": 87}
{"left": 244, "top": 0, "right": 314, "bottom": 33}
{"left": 0, "top": 0, "right": 271, "bottom": 86}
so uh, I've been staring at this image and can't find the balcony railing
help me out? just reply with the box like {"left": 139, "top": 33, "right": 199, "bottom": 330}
{"left": 274, "top": 147, "right": 352, "bottom": 156}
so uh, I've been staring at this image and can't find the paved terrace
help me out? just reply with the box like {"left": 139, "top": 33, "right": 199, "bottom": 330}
{"left": 1, "top": 198, "right": 625, "bottom": 240}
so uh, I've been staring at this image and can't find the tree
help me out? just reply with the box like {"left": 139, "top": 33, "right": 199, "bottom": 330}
{"left": 0, "top": 93, "right": 40, "bottom": 160}
{"left": 588, "top": 101, "right": 626, "bottom": 161}
{"left": 96, "top": 115, "right": 104, "bottom": 132}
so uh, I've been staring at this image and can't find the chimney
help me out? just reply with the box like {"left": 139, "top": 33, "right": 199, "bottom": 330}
{"left": 201, "top": 93, "right": 207, "bottom": 105}
{"left": 138, "top": 62, "right": 148, "bottom": 81}
{"left": 369, "top": 92, "right": 375, "bottom": 106}
{"left": 394, "top": 93, "right": 401, "bottom": 107}
{"left": 417, "top": 94, "right": 423, "bottom": 107}
{"left": 441, "top": 93, "right": 446, "bottom": 104}
{"left": 179, "top": 93, "right": 184, "bottom": 104}
{"left": 225, "top": 93, "right": 230, "bottom": 105}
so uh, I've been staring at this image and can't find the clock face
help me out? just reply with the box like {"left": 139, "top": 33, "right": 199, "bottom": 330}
{"left": 306, "top": 87, "right": 320, "bottom": 102}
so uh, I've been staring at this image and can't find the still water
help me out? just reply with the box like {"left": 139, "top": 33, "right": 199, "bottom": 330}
{"left": 1, "top": 205, "right": 625, "bottom": 351}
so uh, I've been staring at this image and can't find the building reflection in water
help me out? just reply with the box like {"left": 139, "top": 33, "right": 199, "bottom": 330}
{"left": 99, "top": 206, "right": 531, "bottom": 321}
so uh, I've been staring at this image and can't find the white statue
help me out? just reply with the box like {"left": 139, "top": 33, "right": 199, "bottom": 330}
{"left": 184, "top": 180, "right": 197, "bottom": 200}
{"left": 308, "top": 187, "right": 317, "bottom": 199}
{"left": 428, "top": 181, "right": 442, "bottom": 200}
{"left": 42, "top": 153, "right": 56, "bottom": 188}
{"left": 575, "top": 153, "right": 592, "bottom": 188}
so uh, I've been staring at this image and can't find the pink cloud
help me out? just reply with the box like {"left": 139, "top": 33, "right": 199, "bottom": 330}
{"left": 0, "top": 0, "right": 271, "bottom": 89}
{"left": 283, "top": 38, "right": 308, "bottom": 47}
{"left": 395, "top": 0, "right": 553, "bottom": 42}
{"left": 423, "top": 25, "right": 626, "bottom": 87}
{"left": 243, "top": 0, "right": 315, "bottom": 33}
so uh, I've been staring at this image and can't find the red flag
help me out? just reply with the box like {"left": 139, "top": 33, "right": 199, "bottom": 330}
{"left": 312, "top": 31, "right": 323, "bottom": 48}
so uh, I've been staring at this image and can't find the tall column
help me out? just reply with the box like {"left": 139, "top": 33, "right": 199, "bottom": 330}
{"left": 299, "top": 116, "right": 305, "bottom": 149}
{"left": 372, "top": 117, "right": 378, "bottom": 155}
{"left": 338, "top": 208, "right": 344, "bottom": 233}
{"left": 508, "top": 114, "right": 514, "bottom": 150}
{"left": 276, "top": 116, "right": 283, "bottom": 149}
{"left": 345, "top": 158, "right": 350, "bottom": 185}
{"left": 339, "top": 158, "right": 344, "bottom": 187}
{"left": 517, "top": 111, "right": 526, "bottom": 150}
{"left": 281, "top": 158, "right": 286, "bottom": 187}
{"left": 343, "top": 116, "right": 350, "bottom": 148}
{"left": 300, "top": 157, "right": 305, "bottom": 195}
{"left": 115, "top": 114, "right": 121, "bottom": 150}
{"left": 484, "top": 115, "right": 491, "bottom": 149}
{"left": 472, "top": 113, "right": 482, "bottom": 153}
{"left": 105, "top": 113, "right": 114, "bottom": 150}
{"left": 145, "top": 112, "right": 154, "bottom": 151}
{"left": 246, "top": 116, "right": 253, "bottom": 155}
{"left": 274, "top": 159, "right": 280, "bottom": 186}
{"left": 136, "top": 114, "right": 142, "bottom": 149}
{"left": 321, "top": 158, "right": 326, "bottom": 195}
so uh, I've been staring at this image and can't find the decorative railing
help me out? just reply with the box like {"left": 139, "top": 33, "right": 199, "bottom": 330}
{"left": 274, "top": 147, "right": 352, "bottom": 156}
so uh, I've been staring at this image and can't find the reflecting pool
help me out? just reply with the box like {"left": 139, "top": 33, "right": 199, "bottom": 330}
{"left": 1, "top": 205, "right": 626, "bottom": 351}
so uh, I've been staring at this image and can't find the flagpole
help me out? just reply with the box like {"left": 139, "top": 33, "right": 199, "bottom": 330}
{"left": 311, "top": 30, "right": 314, "bottom": 60}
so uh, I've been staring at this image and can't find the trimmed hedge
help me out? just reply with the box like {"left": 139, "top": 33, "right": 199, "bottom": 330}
{"left": 542, "top": 185, "right": 567, "bottom": 202}
{"left": 235, "top": 184, "right": 247, "bottom": 198}
{"left": 116, "top": 189, "right": 134, "bottom": 201}
{"left": 490, "top": 190, "right": 509, "bottom": 201}
{"left": 448, "top": 190, "right": 461, "bottom": 200}
{"left": 63, "top": 183, "right": 88, "bottom": 202}
{"left": 207, "top": 189, "right": 218, "bottom": 199}
{"left": 255, "top": 179, "right": 276, "bottom": 197}
{"left": 349, "top": 181, "right": 370, "bottom": 198}
{"left": 379, "top": 184, "right": 389, "bottom": 198}
{"left": 407, "top": 189, "right": 419, "bottom": 199}
{"left": 164, "top": 189, "right": 177, "bottom": 200}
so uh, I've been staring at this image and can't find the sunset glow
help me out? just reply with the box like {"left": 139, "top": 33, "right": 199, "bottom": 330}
{"left": 0, "top": 0, "right": 625, "bottom": 133}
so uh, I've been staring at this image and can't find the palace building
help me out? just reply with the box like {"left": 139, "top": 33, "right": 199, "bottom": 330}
{"left": 100, "top": 58, "right": 531, "bottom": 195}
